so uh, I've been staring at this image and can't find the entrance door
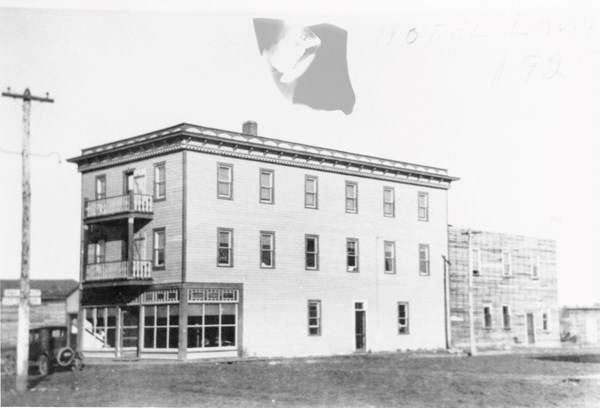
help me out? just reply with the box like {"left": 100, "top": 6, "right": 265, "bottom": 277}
{"left": 355, "top": 302, "right": 366, "bottom": 351}
{"left": 526, "top": 313, "right": 535, "bottom": 345}
{"left": 120, "top": 307, "right": 139, "bottom": 358}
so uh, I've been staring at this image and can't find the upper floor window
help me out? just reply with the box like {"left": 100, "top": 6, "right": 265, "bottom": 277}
{"left": 502, "top": 251, "right": 512, "bottom": 277}
{"left": 398, "top": 302, "right": 409, "bottom": 334}
{"left": 305, "top": 235, "right": 319, "bottom": 270}
{"left": 154, "top": 163, "right": 166, "bottom": 200}
{"left": 217, "top": 164, "right": 233, "bottom": 199}
{"left": 531, "top": 254, "right": 540, "bottom": 279}
{"left": 95, "top": 175, "right": 106, "bottom": 200}
{"left": 345, "top": 182, "right": 358, "bottom": 213}
{"left": 472, "top": 248, "right": 481, "bottom": 276}
{"left": 124, "top": 169, "right": 146, "bottom": 195}
{"left": 218, "top": 228, "right": 233, "bottom": 267}
{"left": 383, "top": 187, "right": 395, "bottom": 217}
{"left": 260, "top": 231, "right": 275, "bottom": 268}
{"left": 419, "top": 244, "right": 430, "bottom": 276}
{"left": 418, "top": 192, "right": 429, "bottom": 221}
{"left": 502, "top": 305, "right": 511, "bottom": 329}
{"left": 308, "top": 300, "right": 321, "bottom": 336}
{"left": 483, "top": 306, "right": 492, "bottom": 328}
{"left": 88, "top": 239, "right": 106, "bottom": 264}
{"left": 260, "top": 169, "right": 274, "bottom": 204}
{"left": 384, "top": 241, "right": 396, "bottom": 274}
{"left": 305, "top": 176, "right": 318, "bottom": 209}
{"left": 347, "top": 238, "right": 359, "bottom": 272}
{"left": 153, "top": 229, "right": 165, "bottom": 269}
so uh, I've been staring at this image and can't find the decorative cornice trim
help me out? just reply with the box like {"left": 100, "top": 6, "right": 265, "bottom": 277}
{"left": 70, "top": 123, "right": 459, "bottom": 189}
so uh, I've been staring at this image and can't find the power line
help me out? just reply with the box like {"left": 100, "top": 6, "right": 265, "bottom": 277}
{"left": 0, "top": 147, "right": 63, "bottom": 163}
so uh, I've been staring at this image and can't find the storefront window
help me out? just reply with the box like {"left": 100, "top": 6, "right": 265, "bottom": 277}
{"left": 143, "top": 304, "right": 178, "bottom": 349}
{"left": 83, "top": 307, "right": 117, "bottom": 350}
{"left": 187, "top": 303, "right": 237, "bottom": 349}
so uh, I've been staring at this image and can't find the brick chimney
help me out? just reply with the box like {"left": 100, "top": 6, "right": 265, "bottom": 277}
{"left": 242, "top": 121, "right": 257, "bottom": 136}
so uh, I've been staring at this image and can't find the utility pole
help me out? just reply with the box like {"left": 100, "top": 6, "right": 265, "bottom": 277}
{"left": 462, "top": 228, "right": 481, "bottom": 357}
{"left": 2, "top": 87, "right": 54, "bottom": 393}
{"left": 441, "top": 255, "right": 451, "bottom": 350}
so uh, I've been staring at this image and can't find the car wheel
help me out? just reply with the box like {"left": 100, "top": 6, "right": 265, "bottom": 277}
{"left": 37, "top": 355, "right": 49, "bottom": 377}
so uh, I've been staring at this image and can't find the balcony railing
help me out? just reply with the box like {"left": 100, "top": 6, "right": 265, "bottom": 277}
{"left": 85, "top": 194, "right": 153, "bottom": 219}
{"left": 85, "top": 260, "right": 152, "bottom": 282}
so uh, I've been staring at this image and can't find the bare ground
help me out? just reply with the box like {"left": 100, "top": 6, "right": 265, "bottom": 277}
{"left": 2, "top": 350, "right": 599, "bottom": 407}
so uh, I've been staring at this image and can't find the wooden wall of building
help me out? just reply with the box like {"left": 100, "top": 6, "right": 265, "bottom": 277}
{"left": 449, "top": 227, "right": 560, "bottom": 349}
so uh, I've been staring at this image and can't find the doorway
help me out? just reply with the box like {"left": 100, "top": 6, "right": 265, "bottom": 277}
{"left": 526, "top": 313, "right": 535, "bottom": 345}
{"left": 120, "top": 306, "right": 139, "bottom": 358}
{"left": 355, "top": 302, "right": 366, "bottom": 351}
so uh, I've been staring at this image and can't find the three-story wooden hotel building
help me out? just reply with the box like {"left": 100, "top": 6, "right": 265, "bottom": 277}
{"left": 68, "top": 121, "right": 458, "bottom": 360}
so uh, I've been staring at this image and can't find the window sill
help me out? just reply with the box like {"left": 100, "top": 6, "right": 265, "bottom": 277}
{"left": 153, "top": 266, "right": 166, "bottom": 271}
{"left": 217, "top": 265, "right": 234, "bottom": 268}
{"left": 217, "top": 196, "right": 233, "bottom": 201}
{"left": 153, "top": 197, "right": 166, "bottom": 203}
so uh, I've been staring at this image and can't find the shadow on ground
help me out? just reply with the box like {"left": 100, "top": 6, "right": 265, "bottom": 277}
{"left": 533, "top": 354, "right": 600, "bottom": 364}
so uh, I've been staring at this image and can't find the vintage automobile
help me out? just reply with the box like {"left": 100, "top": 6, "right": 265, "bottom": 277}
{"left": 2, "top": 325, "right": 84, "bottom": 376}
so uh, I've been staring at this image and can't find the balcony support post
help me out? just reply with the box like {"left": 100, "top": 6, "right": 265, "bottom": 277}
{"left": 128, "top": 217, "right": 134, "bottom": 279}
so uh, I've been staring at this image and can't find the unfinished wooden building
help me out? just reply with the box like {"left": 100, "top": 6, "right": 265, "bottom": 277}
{"left": 448, "top": 227, "right": 560, "bottom": 349}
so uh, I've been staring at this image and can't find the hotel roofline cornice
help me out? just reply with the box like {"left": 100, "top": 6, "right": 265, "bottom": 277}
{"left": 68, "top": 123, "right": 459, "bottom": 188}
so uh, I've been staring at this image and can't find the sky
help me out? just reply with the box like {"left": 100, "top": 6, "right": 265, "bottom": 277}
{"left": 0, "top": 1, "right": 598, "bottom": 306}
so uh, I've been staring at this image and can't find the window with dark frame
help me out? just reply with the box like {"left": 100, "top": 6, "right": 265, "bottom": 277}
{"left": 502, "top": 251, "right": 512, "bottom": 276}
{"left": 472, "top": 248, "right": 481, "bottom": 276}
{"left": 88, "top": 239, "right": 106, "bottom": 264}
{"left": 542, "top": 312, "right": 549, "bottom": 331}
{"left": 346, "top": 182, "right": 358, "bottom": 213}
{"left": 259, "top": 169, "right": 274, "bottom": 204}
{"left": 347, "top": 238, "right": 359, "bottom": 272}
{"left": 124, "top": 170, "right": 134, "bottom": 194}
{"left": 531, "top": 254, "right": 540, "bottom": 279}
{"left": 143, "top": 304, "right": 179, "bottom": 349}
{"left": 418, "top": 191, "right": 429, "bottom": 221}
{"left": 502, "top": 306, "right": 511, "bottom": 329}
{"left": 398, "top": 302, "right": 409, "bottom": 334}
{"left": 218, "top": 228, "right": 233, "bottom": 267}
{"left": 187, "top": 303, "right": 237, "bottom": 348}
{"left": 308, "top": 300, "right": 321, "bottom": 335}
{"left": 84, "top": 307, "right": 117, "bottom": 349}
{"left": 154, "top": 163, "right": 166, "bottom": 200}
{"left": 217, "top": 164, "right": 233, "bottom": 199}
{"left": 419, "top": 244, "right": 430, "bottom": 276}
{"left": 95, "top": 175, "right": 106, "bottom": 200}
{"left": 383, "top": 187, "right": 395, "bottom": 217}
{"left": 153, "top": 229, "right": 165, "bottom": 268}
{"left": 483, "top": 306, "right": 492, "bottom": 328}
{"left": 305, "top": 176, "right": 318, "bottom": 209}
{"left": 260, "top": 231, "right": 275, "bottom": 268}
{"left": 384, "top": 241, "right": 396, "bottom": 274}
{"left": 305, "top": 235, "right": 319, "bottom": 270}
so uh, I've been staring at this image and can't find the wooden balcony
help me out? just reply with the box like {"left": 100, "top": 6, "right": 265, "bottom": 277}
{"left": 85, "top": 194, "right": 153, "bottom": 221}
{"left": 85, "top": 260, "right": 152, "bottom": 282}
